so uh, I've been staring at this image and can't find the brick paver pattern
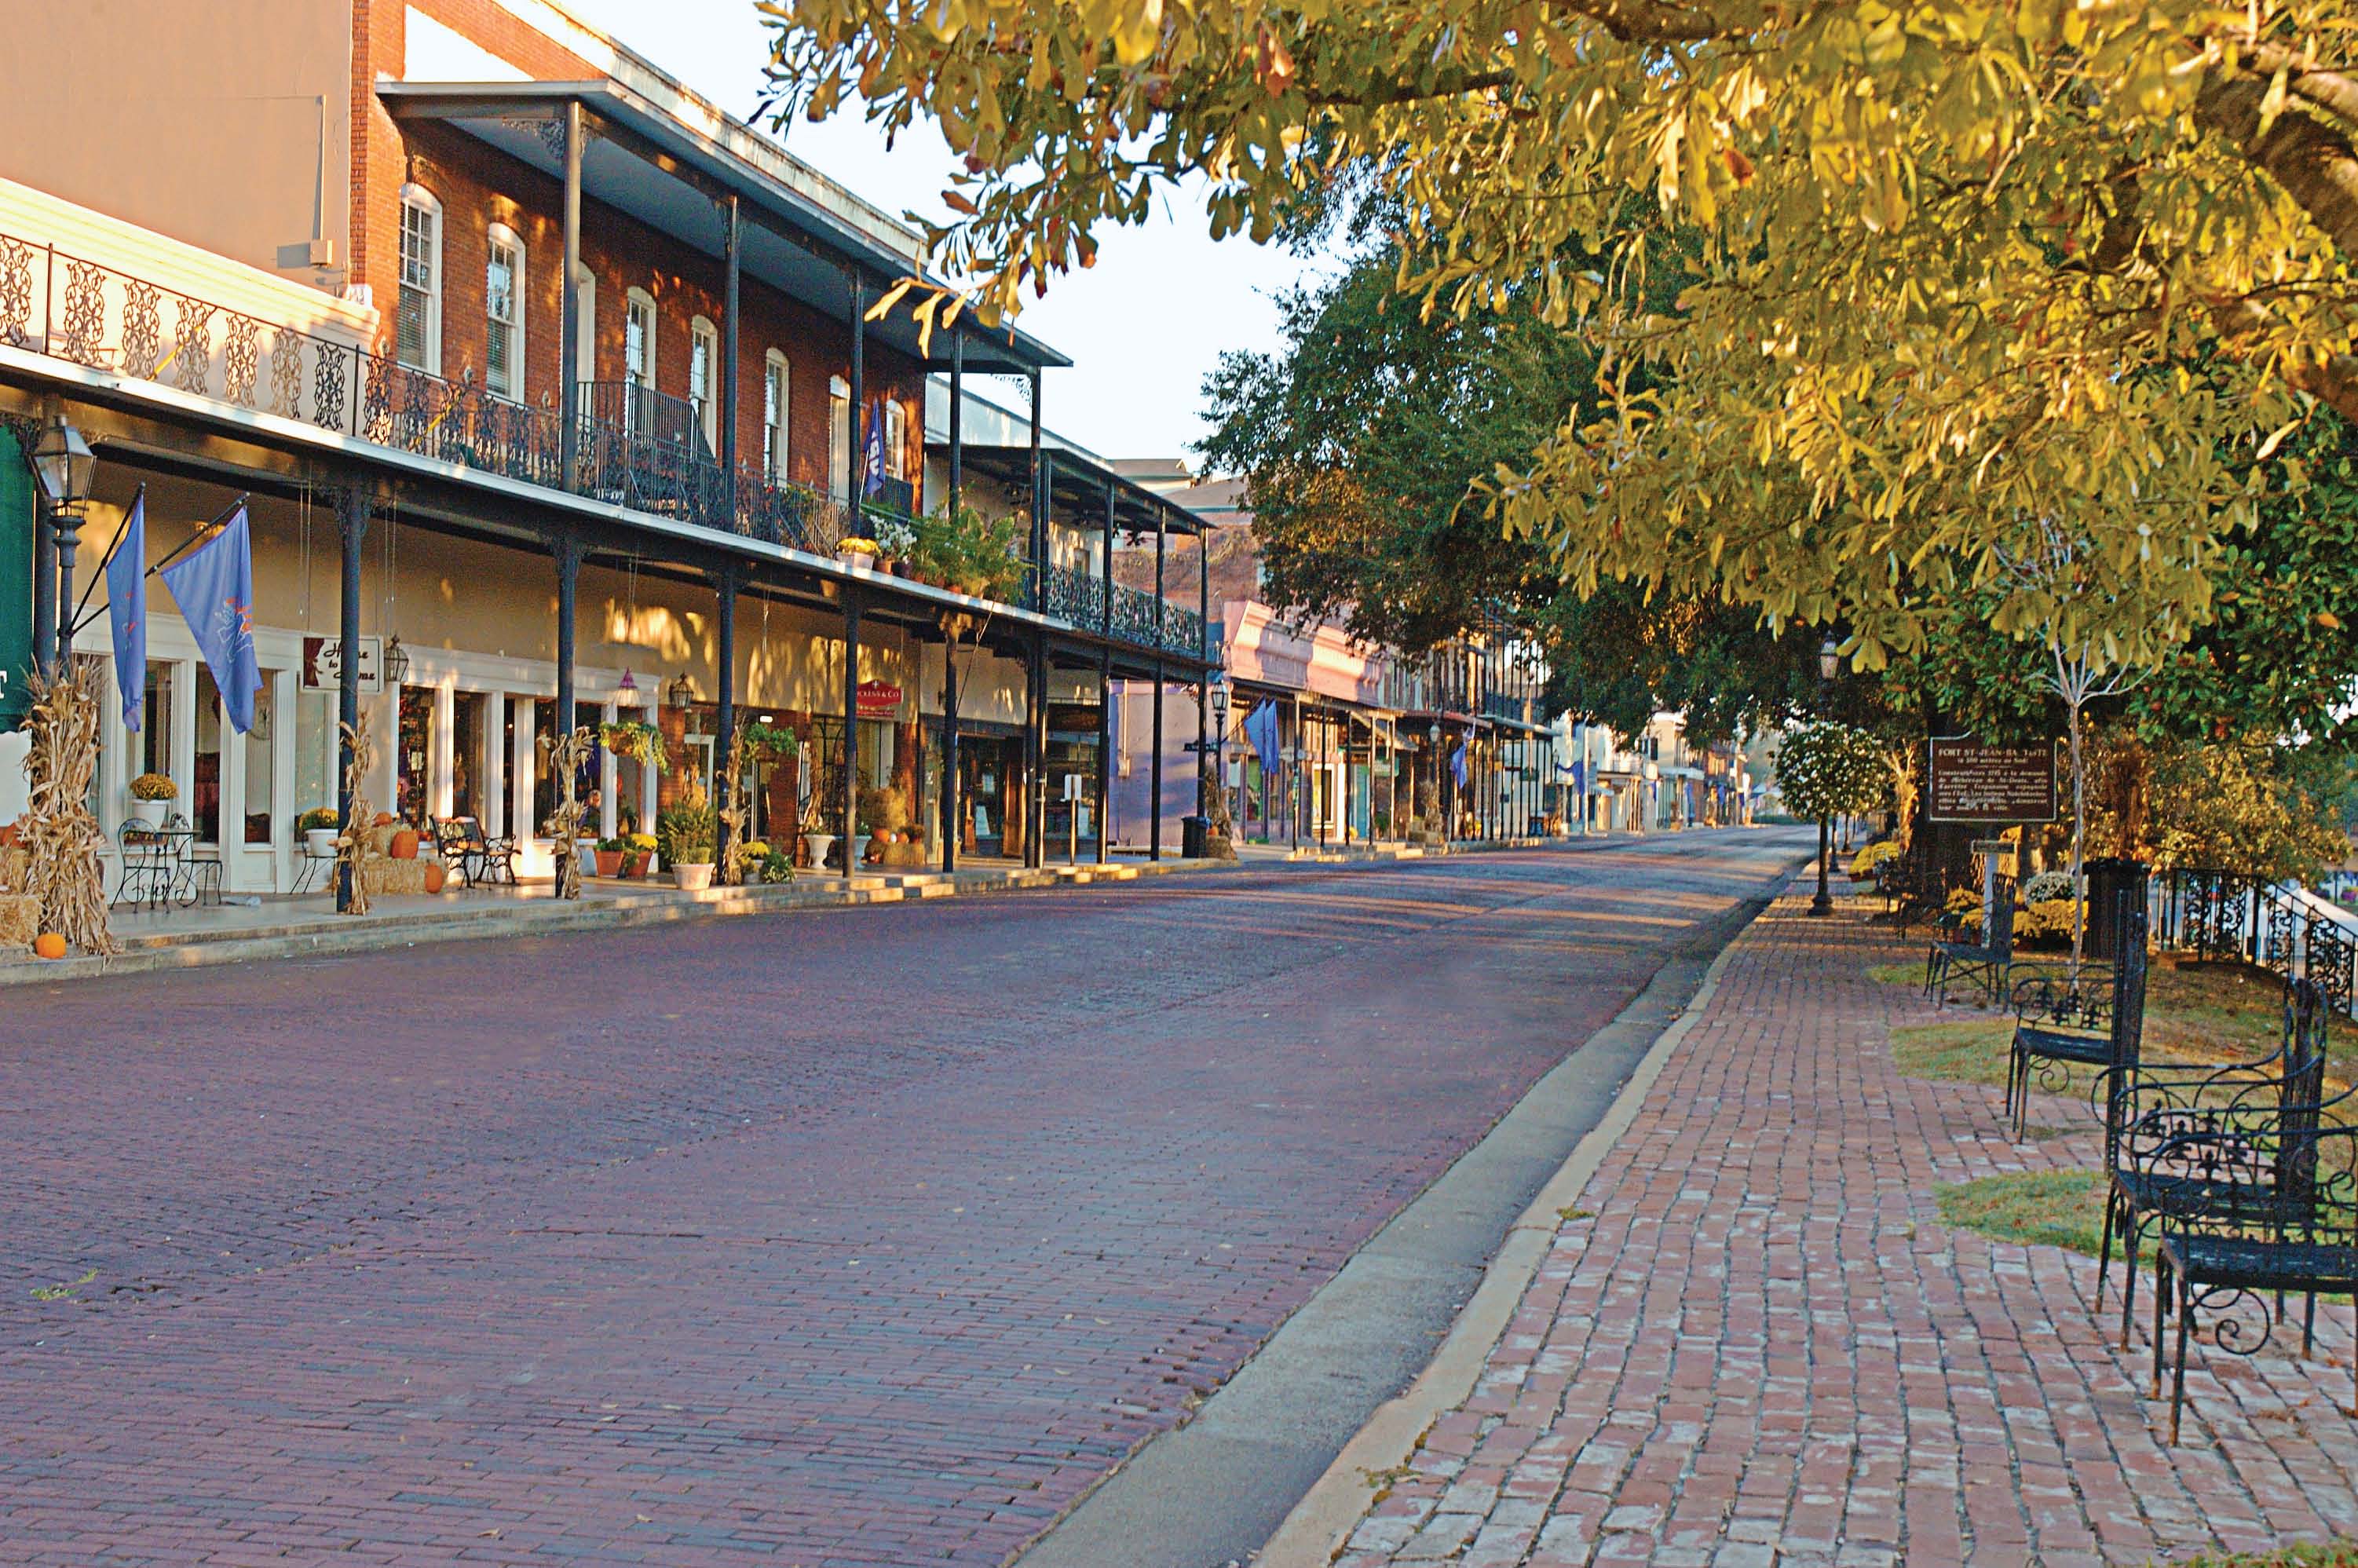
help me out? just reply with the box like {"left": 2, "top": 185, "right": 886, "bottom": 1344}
{"left": 0, "top": 832, "right": 1802, "bottom": 1565}
{"left": 1334, "top": 894, "right": 2358, "bottom": 1568}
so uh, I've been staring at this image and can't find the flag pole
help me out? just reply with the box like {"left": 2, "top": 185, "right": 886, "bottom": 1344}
{"left": 68, "top": 493, "right": 246, "bottom": 638}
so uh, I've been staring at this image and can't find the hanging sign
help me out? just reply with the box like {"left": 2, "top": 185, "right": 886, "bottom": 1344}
{"left": 301, "top": 634, "right": 382, "bottom": 694}
{"left": 854, "top": 678, "right": 902, "bottom": 720}
{"left": 1926, "top": 736, "right": 2057, "bottom": 824}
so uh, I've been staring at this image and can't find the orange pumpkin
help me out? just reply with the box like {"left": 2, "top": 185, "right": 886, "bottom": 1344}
{"left": 373, "top": 811, "right": 397, "bottom": 828}
{"left": 422, "top": 862, "right": 447, "bottom": 894}
{"left": 32, "top": 932, "right": 65, "bottom": 960}
{"left": 389, "top": 828, "right": 421, "bottom": 861}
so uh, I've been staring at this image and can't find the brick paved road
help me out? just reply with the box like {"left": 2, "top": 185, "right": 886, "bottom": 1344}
{"left": 1331, "top": 893, "right": 2358, "bottom": 1568}
{"left": 0, "top": 830, "right": 1803, "bottom": 1566}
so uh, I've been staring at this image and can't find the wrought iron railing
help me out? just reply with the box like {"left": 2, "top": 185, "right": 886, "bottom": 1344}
{"left": 0, "top": 228, "right": 1213, "bottom": 658}
{"left": 2157, "top": 868, "right": 2356, "bottom": 1020}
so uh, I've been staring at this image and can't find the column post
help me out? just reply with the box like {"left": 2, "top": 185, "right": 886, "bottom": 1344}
{"left": 841, "top": 587, "right": 860, "bottom": 872}
{"left": 947, "top": 334, "right": 964, "bottom": 517}
{"left": 722, "top": 195, "right": 740, "bottom": 479}
{"left": 940, "top": 624, "right": 960, "bottom": 873}
{"left": 335, "top": 484, "right": 368, "bottom": 912}
{"left": 552, "top": 533, "right": 579, "bottom": 737}
{"left": 714, "top": 565, "right": 737, "bottom": 845}
{"left": 559, "top": 100, "right": 584, "bottom": 483}
{"left": 1099, "top": 477, "right": 1114, "bottom": 863}
{"left": 847, "top": 273, "right": 866, "bottom": 506}
{"left": 1027, "top": 369, "right": 1044, "bottom": 609}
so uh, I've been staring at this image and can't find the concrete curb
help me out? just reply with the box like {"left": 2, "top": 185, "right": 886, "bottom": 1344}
{"left": 1251, "top": 879, "right": 1787, "bottom": 1568}
{"left": 0, "top": 829, "right": 1676, "bottom": 987}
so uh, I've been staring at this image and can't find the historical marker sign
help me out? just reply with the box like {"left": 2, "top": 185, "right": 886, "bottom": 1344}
{"left": 1926, "top": 736, "right": 2057, "bottom": 824}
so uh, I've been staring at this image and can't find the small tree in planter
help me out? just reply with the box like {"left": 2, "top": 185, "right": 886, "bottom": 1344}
{"left": 656, "top": 784, "right": 718, "bottom": 891}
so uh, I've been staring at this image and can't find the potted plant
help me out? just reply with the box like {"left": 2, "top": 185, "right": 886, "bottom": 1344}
{"left": 297, "top": 805, "right": 341, "bottom": 857}
{"left": 837, "top": 535, "right": 880, "bottom": 571}
{"left": 129, "top": 772, "right": 177, "bottom": 828}
{"left": 600, "top": 719, "right": 667, "bottom": 773}
{"left": 594, "top": 835, "right": 628, "bottom": 878}
{"left": 623, "top": 831, "right": 656, "bottom": 878}
{"left": 744, "top": 719, "right": 800, "bottom": 760}
{"left": 758, "top": 846, "right": 794, "bottom": 884}
{"left": 910, "top": 503, "right": 1026, "bottom": 601}
{"left": 656, "top": 788, "right": 718, "bottom": 891}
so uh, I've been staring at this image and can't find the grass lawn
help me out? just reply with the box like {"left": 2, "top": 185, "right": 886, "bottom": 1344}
{"left": 1934, "top": 1170, "right": 2110, "bottom": 1258}
{"left": 2168, "top": 1546, "right": 2358, "bottom": 1566}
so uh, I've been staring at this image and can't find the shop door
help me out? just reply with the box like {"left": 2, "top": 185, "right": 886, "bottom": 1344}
{"left": 959, "top": 737, "right": 1009, "bottom": 857}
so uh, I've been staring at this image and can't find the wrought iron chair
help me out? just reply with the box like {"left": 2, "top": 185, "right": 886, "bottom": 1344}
{"left": 2005, "top": 931, "right": 2137, "bottom": 1143}
{"left": 1926, "top": 878, "right": 2017, "bottom": 1006}
{"left": 2146, "top": 1106, "right": 2358, "bottom": 1443}
{"left": 2103, "top": 974, "right": 2336, "bottom": 1351}
{"left": 432, "top": 816, "right": 517, "bottom": 889}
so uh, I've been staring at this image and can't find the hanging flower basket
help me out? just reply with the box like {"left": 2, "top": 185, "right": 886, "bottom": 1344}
{"left": 600, "top": 719, "right": 667, "bottom": 772}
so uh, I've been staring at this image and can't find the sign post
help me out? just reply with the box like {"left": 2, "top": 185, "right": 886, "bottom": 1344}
{"left": 1926, "top": 738, "right": 2058, "bottom": 824}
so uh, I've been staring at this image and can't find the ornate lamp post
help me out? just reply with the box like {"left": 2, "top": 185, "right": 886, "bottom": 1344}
{"left": 1809, "top": 637, "right": 1840, "bottom": 916}
{"left": 32, "top": 415, "right": 95, "bottom": 673}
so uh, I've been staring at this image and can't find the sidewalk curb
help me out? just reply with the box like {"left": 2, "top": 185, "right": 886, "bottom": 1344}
{"left": 1252, "top": 883, "right": 1785, "bottom": 1568}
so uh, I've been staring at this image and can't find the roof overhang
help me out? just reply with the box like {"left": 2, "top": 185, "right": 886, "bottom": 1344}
{"left": 945, "top": 440, "right": 1208, "bottom": 535}
{"left": 377, "top": 80, "right": 1069, "bottom": 376}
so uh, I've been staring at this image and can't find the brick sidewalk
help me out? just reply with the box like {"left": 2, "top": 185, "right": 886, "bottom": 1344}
{"left": 1333, "top": 894, "right": 2358, "bottom": 1567}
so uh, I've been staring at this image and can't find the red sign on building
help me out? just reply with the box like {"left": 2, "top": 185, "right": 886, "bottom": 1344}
{"left": 854, "top": 679, "right": 903, "bottom": 720}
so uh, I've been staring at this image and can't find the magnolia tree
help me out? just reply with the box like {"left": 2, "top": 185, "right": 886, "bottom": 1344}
{"left": 1778, "top": 722, "right": 1893, "bottom": 826}
{"left": 760, "top": 0, "right": 2358, "bottom": 664}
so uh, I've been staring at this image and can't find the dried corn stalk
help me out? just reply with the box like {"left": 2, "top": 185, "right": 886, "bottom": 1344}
{"left": 547, "top": 726, "right": 592, "bottom": 901}
{"left": 717, "top": 725, "right": 748, "bottom": 886}
{"left": 335, "top": 711, "right": 376, "bottom": 916}
{"left": 21, "top": 663, "right": 115, "bottom": 955}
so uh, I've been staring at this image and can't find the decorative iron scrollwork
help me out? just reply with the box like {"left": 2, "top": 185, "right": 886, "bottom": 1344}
{"left": 54, "top": 260, "right": 107, "bottom": 365}
{"left": 173, "top": 300, "right": 215, "bottom": 393}
{"left": 223, "top": 313, "right": 259, "bottom": 406}
{"left": 0, "top": 237, "right": 32, "bottom": 347}
{"left": 120, "top": 280, "right": 162, "bottom": 378}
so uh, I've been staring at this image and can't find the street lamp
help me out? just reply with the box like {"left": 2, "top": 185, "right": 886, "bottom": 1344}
{"left": 1809, "top": 635, "right": 1841, "bottom": 916}
{"left": 34, "top": 415, "right": 94, "bottom": 673}
{"left": 1819, "top": 636, "right": 1841, "bottom": 684}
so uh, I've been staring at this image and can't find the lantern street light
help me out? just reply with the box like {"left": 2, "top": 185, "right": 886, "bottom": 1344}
{"left": 382, "top": 635, "right": 412, "bottom": 688}
{"left": 33, "top": 415, "right": 95, "bottom": 673}
{"left": 1809, "top": 636, "right": 1841, "bottom": 916}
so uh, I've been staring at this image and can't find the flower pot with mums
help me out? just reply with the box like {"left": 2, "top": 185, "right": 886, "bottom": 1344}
{"left": 128, "top": 772, "right": 177, "bottom": 828}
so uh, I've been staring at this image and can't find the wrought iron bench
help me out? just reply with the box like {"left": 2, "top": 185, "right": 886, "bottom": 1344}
{"left": 2144, "top": 1103, "right": 2358, "bottom": 1443}
{"left": 2101, "top": 974, "right": 2336, "bottom": 1352}
{"left": 1926, "top": 878, "right": 2016, "bottom": 1007}
{"left": 433, "top": 815, "right": 517, "bottom": 888}
{"left": 2005, "top": 938, "right": 2137, "bottom": 1143}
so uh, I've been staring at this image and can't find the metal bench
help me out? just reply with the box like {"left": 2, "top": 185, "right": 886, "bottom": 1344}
{"left": 1925, "top": 877, "right": 2016, "bottom": 1007}
{"left": 433, "top": 815, "right": 517, "bottom": 888}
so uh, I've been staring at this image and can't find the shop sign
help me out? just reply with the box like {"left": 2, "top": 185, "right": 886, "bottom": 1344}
{"left": 300, "top": 634, "right": 383, "bottom": 694}
{"left": 854, "top": 678, "right": 902, "bottom": 719}
{"left": 1926, "top": 736, "right": 2057, "bottom": 824}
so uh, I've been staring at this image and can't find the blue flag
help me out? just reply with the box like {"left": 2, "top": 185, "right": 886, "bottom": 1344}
{"left": 1451, "top": 740, "right": 1468, "bottom": 790}
{"left": 1243, "top": 701, "right": 1280, "bottom": 773}
{"left": 105, "top": 494, "right": 146, "bottom": 732}
{"left": 159, "top": 505, "right": 261, "bottom": 734}
{"left": 861, "top": 401, "right": 887, "bottom": 497}
{"left": 1569, "top": 758, "right": 1585, "bottom": 798}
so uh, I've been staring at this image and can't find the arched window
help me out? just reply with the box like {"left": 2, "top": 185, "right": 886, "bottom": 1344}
{"left": 396, "top": 184, "right": 443, "bottom": 374}
{"left": 623, "top": 287, "right": 656, "bottom": 434}
{"left": 689, "top": 314, "right": 718, "bottom": 452}
{"left": 484, "top": 222, "right": 524, "bottom": 400}
{"left": 828, "top": 374, "right": 850, "bottom": 503}
{"left": 762, "top": 349, "right": 790, "bottom": 484}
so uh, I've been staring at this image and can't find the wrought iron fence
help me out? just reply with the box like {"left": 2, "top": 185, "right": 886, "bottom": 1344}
{"left": 2156, "top": 868, "right": 2357, "bottom": 1020}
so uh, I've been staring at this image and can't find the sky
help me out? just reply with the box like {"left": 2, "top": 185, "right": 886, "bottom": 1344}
{"left": 558, "top": 0, "right": 1327, "bottom": 464}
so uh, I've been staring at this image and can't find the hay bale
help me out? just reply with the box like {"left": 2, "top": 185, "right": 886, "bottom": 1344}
{"left": 360, "top": 857, "right": 433, "bottom": 897}
{"left": 0, "top": 893, "right": 41, "bottom": 948}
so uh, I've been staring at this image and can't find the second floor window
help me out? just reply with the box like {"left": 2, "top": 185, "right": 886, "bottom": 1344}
{"left": 623, "top": 289, "right": 657, "bottom": 436}
{"left": 689, "top": 316, "right": 718, "bottom": 453}
{"left": 763, "top": 350, "right": 789, "bottom": 483}
{"left": 397, "top": 185, "right": 441, "bottom": 375}
{"left": 883, "top": 398, "right": 908, "bottom": 482}
{"left": 828, "top": 375, "right": 850, "bottom": 503}
{"left": 485, "top": 225, "right": 523, "bottom": 400}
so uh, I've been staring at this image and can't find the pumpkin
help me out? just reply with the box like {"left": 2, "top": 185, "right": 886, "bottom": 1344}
{"left": 32, "top": 932, "right": 65, "bottom": 960}
{"left": 422, "top": 862, "right": 447, "bottom": 894}
{"left": 389, "top": 828, "right": 420, "bottom": 861}
{"left": 373, "top": 811, "right": 397, "bottom": 828}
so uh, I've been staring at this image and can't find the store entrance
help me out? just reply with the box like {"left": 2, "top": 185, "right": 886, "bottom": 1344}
{"left": 956, "top": 735, "right": 1018, "bottom": 857}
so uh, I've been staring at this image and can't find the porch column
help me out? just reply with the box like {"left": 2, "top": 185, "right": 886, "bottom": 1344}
{"left": 846, "top": 274, "right": 866, "bottom": 506}
{"left": 841, "top": 587, "right": 860, "bottom": 870}
{"left": 939, "top": 628, "right": 959, "bottom": 873}
{"left": 1027, "top": 370, "right": 1044, "bottom": 609}
{"left": 552, "top": 533, "right": 580, "bottom": 736}
{"left": 1098, "top": 477, "right": 1114, "bottom": 864}
{"left": 335, "top": 484, "right": 367, "bottom": 912}
{"left": 1150, "top": 504, "right": 1165, "bottom": 861}
{"left": 1196, "top": 523, "right": 1210, "bottom": 817}
{"left": 714, "top": 565, "right": 737, "bottom": 839}
{"left": 1289, "top": 692, "right": 1302, "bottom": 852}
{"left": 559, "top": 100, "right": 584, "bottom": 482}
{"left": 947, "top": 334, "right": 964, "bottom": 517}
{"left": 722, "top": 195, "right": 740, "bottom": 478}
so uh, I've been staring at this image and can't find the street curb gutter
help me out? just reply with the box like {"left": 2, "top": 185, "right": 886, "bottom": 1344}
{"left": 1252, "top": 883, "right": 1783, "bottom": 1568}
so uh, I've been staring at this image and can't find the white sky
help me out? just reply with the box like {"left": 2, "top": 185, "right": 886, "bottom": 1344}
{"left": 558, "top": 0, "right": 1325, "bottom": 463}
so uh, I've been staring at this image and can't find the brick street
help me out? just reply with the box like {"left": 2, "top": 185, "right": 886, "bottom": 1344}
{"left": 1329, "top": 892, "right": 2358, "bottom": 1568}
{"left": 0, "top": 832, "right": 1800, "bottom": 1565}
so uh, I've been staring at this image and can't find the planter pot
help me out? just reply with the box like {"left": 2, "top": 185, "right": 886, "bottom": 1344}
{"left": 594, "top": 849, "right": 624, "bottom": 878}
{"left": 673, "top": 861, "right": 715, "bottom": 892}
{"left": 303, "top": 827, "right": 338, "bottom": 857}
{"left": 623, "top": 851, "right": 653, "bottom": 879}
{"left": 130, "top": 798, "right": 169, "bottom": 828}
{"left": 804, "top": 832, "right": 837, "bottom": 870}
{"left": 838, "top": 549, "right": 876, "bottom": 571}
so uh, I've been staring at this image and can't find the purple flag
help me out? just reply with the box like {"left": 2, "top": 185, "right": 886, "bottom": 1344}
{"left": 861, "top": 401, "right": 888, "bottom": 498}
{"left": 105, "top": 495, "right": 145, "bottom": 731}
{"left": 1450, "top": 741, "right": 1468, "bottom": 791}
{"left": 159, "top": 505, "right": 261, "bottom": 734}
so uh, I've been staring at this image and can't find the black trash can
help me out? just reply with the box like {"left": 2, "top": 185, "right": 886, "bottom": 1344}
{"left": 1181, "top": 815, "right": 1210, "bottom": 859}
{"left": 2084, "top": 857, "right": 2151, "bottom": 961}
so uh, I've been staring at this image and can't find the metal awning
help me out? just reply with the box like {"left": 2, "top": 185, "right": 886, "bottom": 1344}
{"left": 377, "top": 80, "right": 1069, "bottom": 376}
{"left": 947, "top": 440, "right": 1210, "bottom": 535}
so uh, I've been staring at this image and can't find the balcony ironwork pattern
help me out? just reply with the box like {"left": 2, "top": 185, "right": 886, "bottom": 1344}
{"left": 0, "top": 230, "right": 1211, "bottom": 660}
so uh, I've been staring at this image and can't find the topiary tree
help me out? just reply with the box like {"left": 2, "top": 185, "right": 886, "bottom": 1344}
{"left": 1777, "top": 722, "right": 1892, "bottom": 916}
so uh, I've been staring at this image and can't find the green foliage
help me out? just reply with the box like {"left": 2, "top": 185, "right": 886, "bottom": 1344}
{"left": 910, "top": 503, "right": 1026, "bottom": 601}
{"left": 655, "top": 795, "right": 716, "bottom": 865}
{"left": 601, "top": 720, "right": 667, "bottom": 773}
{"left": 1774, "top": 722, "right": 1890, "bottom": 821}
{"left": 758, "top": 848, "right": 795, "bottom": 884}
{"left": 1936, "top": 1172, "right": 2111, "bottom": 1259}
{"left": 2145, "top": 736, "right": 2353, "bottom": 883}
{"left": 744, "top": 720, "right": 802, "bottom": 759}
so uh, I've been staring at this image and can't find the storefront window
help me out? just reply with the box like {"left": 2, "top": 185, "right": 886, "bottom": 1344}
{"left": 141, "top": 662, "right": 173, "bottom": 784}
{"left": 856, "top": 718, "right": 895, "bottom": 788}
{"left": 530, "top": 700, "right": 554, "bottom": 836}
{"left": 294, "top": 689, "right": 334, "bottom": 821}
{"left": 451, "top": 692, "right": 481, "bottom": 819}
{"left": 244, "top": 680, "right": 274, "bottom": 844}
{"left": 194, "top": 667, "right": 222, "bottom": 842}
{"left": 397, "top": 685, "right": 435, "bottom": 825}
